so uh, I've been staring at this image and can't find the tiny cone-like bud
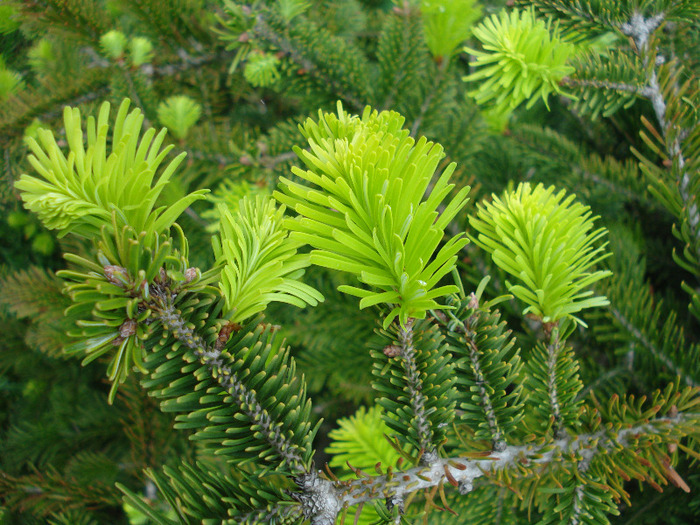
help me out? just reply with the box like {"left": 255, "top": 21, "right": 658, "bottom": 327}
{"left": 185, "top": 267, "right": 199, "bottom": 283}
{"left": 104, "top": 265, "right": 130, "bottom": 287}
{"left": 120, "top": 319, "right": 137, "bottom": 338}
{"left": 383, "top": 345, "right": 401, "bottom": 358}
{"left": 467, "top": 292, "right": 479, "bottom": 310}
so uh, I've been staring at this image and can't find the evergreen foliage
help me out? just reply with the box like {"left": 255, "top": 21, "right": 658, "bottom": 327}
{"left": 464, "top": 8, "right": 575, "bottom": 116}
{"left": 275, "top": 103, "right": 470, "bottom": 327}
{"left": 470, "top": 182, "right": 611, "bottom": 326}
{"left": 1, "top": 1, "right": 700, "bottom": 524}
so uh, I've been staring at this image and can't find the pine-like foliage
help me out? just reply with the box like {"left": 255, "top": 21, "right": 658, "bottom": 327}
{"left": 2, "top": 1, "right": 700, "bottom": 524}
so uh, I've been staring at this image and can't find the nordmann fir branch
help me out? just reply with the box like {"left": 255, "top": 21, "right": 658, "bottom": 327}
{"left": 544, "top": 324, "right": 566, "bottom": 439}
{"left": 621, "top": 12, "right": 700, "bottom": 257}
{"left": 445, "top": 294, "right": 507, "bottom": 452}
{"left": 150, "top": 287, "right": 311, "bottom": 477}
{"left": 242, "top": 5, "right": 367, "bottom": 111}
{"left": 396, "top": 318, "right": 439, "bottom": 465}
{"left": 609, "top": 305, "right": 699, "bottom": 388}
{"left": 327, "top": 411, "right": 697, "bottom": 512}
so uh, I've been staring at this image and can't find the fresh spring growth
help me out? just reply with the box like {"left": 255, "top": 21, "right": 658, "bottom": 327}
{"left": 325, "top": 405, "right": 402, "bottom": 523}
{"left": 129, "top": 36, "right": 154, "bottom": 66}
{"left": 275, "top": 102, "right": 471, "bottom": 328}
{"left": 27, "top": 39, "right": 55, "bottom": 72}
{"left": 244, "top": 51, "right": 281, "bottom": 87}
{"left": 464, "top": 8, "right": 575, "bottom": 116}
{"left": 326, "top": 406, "right": 401, "bottom": 476}
{"left": 276, "top": 0, "right": 311, "bottom": 23}
{"left": 100, "top": 30, "right": 128, "bottom": 59}
{"left": 0, "top": 63, "right": 23, "bottom": 101}
{"left": 212, "top": 196, "right": 324, "bottom": 323}
{"left": 420, "top": 0, "right": 482, "bottom": 60}
{"left": 202, "top": 179, "right": 272, "bottom": 233}
{"left": 157, "top": 95, "right": 202, "bottom": 140}
{"left": 15, "top": 99, "right": 208, "bottom": 242}
{"left": 469, "top": 182, "right": 611, "bottom": 326}
{"left": 59, "top": 222, "right": 182, "bottom": 404}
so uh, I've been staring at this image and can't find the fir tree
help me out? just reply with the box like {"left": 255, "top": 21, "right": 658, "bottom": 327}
{"left": 1, "top": 1, "right": 699, "bottom": 524}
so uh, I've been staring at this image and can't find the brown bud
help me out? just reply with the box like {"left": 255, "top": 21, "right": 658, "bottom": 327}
{"left": 239, "top": 154, "right": 253, "bottom": 165}
{"left": 467, "top": 292, "right": 479, "bottom": 310}
{"left": 383, "top": 345, "right": 401, "bottom": 358}
{"left": 662, "top": 457, "right": 690, "bottom": 492}
{"left": 185, "top": 267, "right": 199, "bottom": 283}
{"left": 238, "top": 32, "right": 249, "bottom": 43}
{"left": 119, "top": 319, "right": 137, "bottom": 338}
{"left": 104, "top": 265, "right": 130, "bottom": 287}
{"left": 215, "top": 322, "right": 242, "bottom": 350}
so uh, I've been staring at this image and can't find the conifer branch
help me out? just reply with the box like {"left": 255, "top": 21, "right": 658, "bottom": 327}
{"left": 609, "top": 306, "right": 699, "bottom": 388}
{"left": 397, "top": 319, "right": 438, "bottom": 464}
{"left": 0, "top": 468, "right": 122, "bottom": 516}
{"left": 328, "top": 412, "right": 696, "bottom": 512}
{"left": 546, "top": 327, "right": 566, "bottom": 438}
{"left": 250, "top": 11, "right": 366, "bottom": 110}
{"left": 449, "top": 304, "right": 507, "bottom": 452}
{"left": 621, "top": 12, "right": 700, "bottom": 258}
{"left": 0, "top": 80, "right": 109, "bottom": 143}
{"left": 151, "top": 289, "right": 310, "bottom": 476}
{"left": 379, "top": 10, "right": 424, "bottom": 112}
{"left": 410, "top": 58, "right": 448, "bottom": 138}
{"left": 466, "top": 336, "right": 505, "bottom": 451}
{"left": 562, "top": 76, "right": 649, "bottom": 95}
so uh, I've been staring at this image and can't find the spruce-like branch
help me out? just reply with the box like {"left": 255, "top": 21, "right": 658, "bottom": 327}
{"left": 397, "top": 319, "right": 437, "bottom": 463}
{"left": 152, "top": 291, "right": 310, "bottom": 476}
{"left": 441, "top": 295, "right": 524, "bottom": 453}
{"left": 545, "top": 329, "right": 565, "bottom": 438}
{"left": 620, "top": 12, "right": 700, "bottom": 262}
{"left": 322, "top": 411, "right": 697, "bottom": 516}
{"left": 609, "top": 305, "right": 699, "bottom": 388}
